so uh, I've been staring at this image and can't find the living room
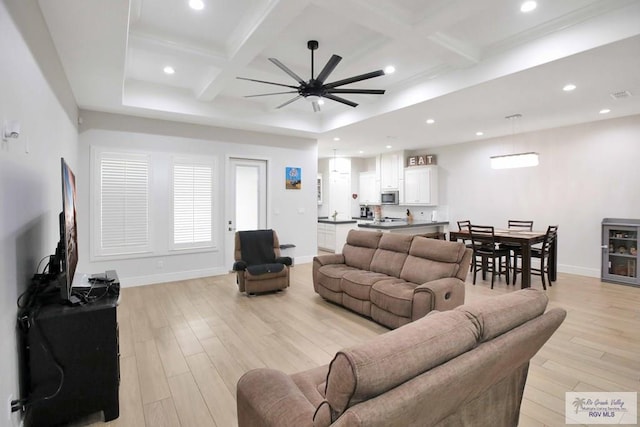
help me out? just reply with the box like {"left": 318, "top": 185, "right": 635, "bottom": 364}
{"left": 2, "top": 1, "right": 640, "bottom": 426}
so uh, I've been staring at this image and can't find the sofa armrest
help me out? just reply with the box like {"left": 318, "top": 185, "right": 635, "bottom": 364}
{"left": 313, "top": 253, "right": 345, "bottom": 266}
{"left": 411, "top": 278, "right": 465, "bottom": 320}
{"left": 276, "top": 256, "right": 293, "bottom": 266}
{"left": 233, "top": 260, "right": 247, "bottom": 271}
{"left": 237, "top": 368, "right": 316, "bottom": 427}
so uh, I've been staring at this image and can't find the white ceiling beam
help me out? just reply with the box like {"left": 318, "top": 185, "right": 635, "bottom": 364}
{"left": 196, "top": 0, "right": 312, "bottom": 102}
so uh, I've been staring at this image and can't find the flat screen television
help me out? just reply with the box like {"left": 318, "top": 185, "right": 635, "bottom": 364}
{"left": 51, "top": 158, "right": 79, "bottom": 301}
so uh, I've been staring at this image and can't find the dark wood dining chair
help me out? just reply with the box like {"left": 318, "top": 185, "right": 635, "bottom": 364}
{"left": 504, "top": 220, "right": 533, "bottom": 285}
{"left": 513, "top": 225, "right": 558, "bottom": 289}
{"left": 457, "top": 220, "right": 474, "bottom": 271}
{"left": 469, "top": 225, "right": 511, "bottom": 289}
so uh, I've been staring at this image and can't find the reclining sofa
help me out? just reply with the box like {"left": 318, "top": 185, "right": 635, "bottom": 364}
{"left": 313, "top": 230, "right": 472, "bottom": 328}
{"left": 237, "top": 289, "right": 566, "bottom": 427}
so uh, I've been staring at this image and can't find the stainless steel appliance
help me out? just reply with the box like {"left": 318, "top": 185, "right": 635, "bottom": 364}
{"left": 360, "top": 206, "right": 372, "bottom": 218}
{"left": 380, "top": 191, "right": 399, "bottom": 205}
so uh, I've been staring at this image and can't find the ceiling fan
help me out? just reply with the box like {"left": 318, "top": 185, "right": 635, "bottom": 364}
{"left": 237, "top": 40, "right": 387, "bottom": 112}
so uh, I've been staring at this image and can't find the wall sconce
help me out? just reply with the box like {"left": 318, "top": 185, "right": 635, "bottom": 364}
{"left": 2, "top": 120, "right": 21, "bottom": 141}
{"left": 490, "top": 152, "right": 539, "bottom": 169}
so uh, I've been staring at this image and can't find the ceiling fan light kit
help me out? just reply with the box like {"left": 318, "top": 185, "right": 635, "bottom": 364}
{"left": 237, "top": 40, "right": 386, "bottom": 112}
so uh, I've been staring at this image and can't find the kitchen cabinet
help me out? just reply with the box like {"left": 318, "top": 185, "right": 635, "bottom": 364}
{"left": 318, "top": 221, "right": 356, "bottom": 253}
{"left": 359, "top": 171, "right": 379, "bottom": 204}
{"left": 404, "top": 166, "right": 438, "bottom": 205}
{"left": 602, "top": 218, "right": 639, "bottom": 286}
{"left": 380, "top": 152, "right": 403, "bottom": 190}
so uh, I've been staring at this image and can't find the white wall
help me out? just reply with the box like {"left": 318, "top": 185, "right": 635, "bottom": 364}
{"left": 411, "top": 114, "right": 640, "bottom": 277}
{"left": 77, "top": 111, "right": 318, "bottom": 286}
{"left": 0, "top": 1, "right": 78, "bottom": 425}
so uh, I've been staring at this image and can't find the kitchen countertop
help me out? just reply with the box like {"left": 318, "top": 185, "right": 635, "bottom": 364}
{"left": 318, "top": 218, "right": 358, "bottom": 225}
{"left": 358, "top": 220, "right": 449, "bottom": 230}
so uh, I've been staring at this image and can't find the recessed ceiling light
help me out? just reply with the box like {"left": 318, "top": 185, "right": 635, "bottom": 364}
{"left": 426, "top": 118, "right": 435, "bottom": 124}
{"left": 476, "top": 131, "right": 484, "bottom": 136}
{"left": 189, "top": 0, "right": 205, "bottom": 10}
{"left": 520, "top": 1, "right": 537, "bottom": 13}
{"left": 563, "top": 84, "right": 576, "bottom": 92}
{"left": 163, "top": 66, "right": 175, "bottom": 75}
{"left": 333, "top": 137, "right": 340, "bottom": 141}
{"left": 386, "top": 145, "right": 392, "bottom": 149}
{"left": 599, "top": 109, "right": 611, "bottom": 114}
{"left": 384, "top": 65, "right": 396, "bottom": 74}
{"left": 359, "top": 150, "right": 364, "bottom": 154}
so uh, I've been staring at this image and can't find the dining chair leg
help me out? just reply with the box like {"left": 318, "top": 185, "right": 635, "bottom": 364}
{"left": 512, "top": 251, "right": 518, "bottom": 285}
{"left": 490, "top": 258, "right": 495, "bottom": 289}
{"left": 472, "top": 256, "right": 478, "bottom": 285}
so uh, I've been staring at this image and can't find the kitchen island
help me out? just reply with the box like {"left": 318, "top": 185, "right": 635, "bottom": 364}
{"left": 317, "top": 218, "right": 357, "bottom": 253}
{"left": 358, "top": 220, "right": 449, "bottom": 237}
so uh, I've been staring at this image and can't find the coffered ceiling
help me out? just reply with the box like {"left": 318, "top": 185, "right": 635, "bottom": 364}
{"left": 38, "top": 0, "right": 640, "bottom": 157}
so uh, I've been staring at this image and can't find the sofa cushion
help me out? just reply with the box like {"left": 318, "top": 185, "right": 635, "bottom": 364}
{"left": 400, "top": 256, "right": 458, "bottom": 285}
{"left": 369, "top": 234, "right": 412, "bottom": 278}
{"left": 323, "top": 309, "right": 478, "bottom": 421}
{"left": 316, "top": 264, "right": 359, "bottom": 293}
{"left": 409, "top": 236, "right": 467, "bottom": 263}
{"left": 456, "top": 288, "right": 548, "bottom": 342}
{"left": 341, "top": 270, "right": 390, "bottom": 300}
{"left": 341, "top": 230, "right": 382, "bottom": 270}
{"left": 370, "top": 278, "right": 416, "bottom": 318}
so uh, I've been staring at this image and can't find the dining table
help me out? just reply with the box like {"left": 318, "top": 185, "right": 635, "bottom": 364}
{"left": 449, "top": 228, "right": 557, "bottom": 289}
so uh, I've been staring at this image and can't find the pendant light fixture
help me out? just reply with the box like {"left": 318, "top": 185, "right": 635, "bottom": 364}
{"left": 490, "top": 114, "right": 539, "bottom": 169}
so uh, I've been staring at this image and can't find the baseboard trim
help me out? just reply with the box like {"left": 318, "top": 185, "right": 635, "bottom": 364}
{"left": 119, "top": 255, "right": 317, "bottom": 287}
{"left": 558, "top": 264, "right": 600, "bottom": 278}
{"left": 120, "top": 267, "right": 229, "bottom": 287}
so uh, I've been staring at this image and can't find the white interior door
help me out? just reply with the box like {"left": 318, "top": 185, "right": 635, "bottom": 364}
{"left": 225, "top": 158, "right": 267, "bottom": 270}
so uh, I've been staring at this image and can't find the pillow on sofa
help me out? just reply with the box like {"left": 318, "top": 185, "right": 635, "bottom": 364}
{"left": 322, "top": 309, "right": 478, "bottom": 422}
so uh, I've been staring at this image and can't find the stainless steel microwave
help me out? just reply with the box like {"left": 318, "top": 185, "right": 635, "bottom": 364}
{"left": 380, "top": 190, "right": 399, "bottom": 205}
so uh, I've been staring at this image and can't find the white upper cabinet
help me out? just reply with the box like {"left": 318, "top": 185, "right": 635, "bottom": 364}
{"left": 359, "top": 171, "right": 379, "bottom": 204}
{"left": 380, "top": 152, "right": 403, "bottom": 190}
{"left": 404, "top": 166, "right": 438, "bottom": 205}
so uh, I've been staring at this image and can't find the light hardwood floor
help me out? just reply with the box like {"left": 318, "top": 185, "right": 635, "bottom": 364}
{"left": 68, "top": 261, "right": 639, "bottom": 427}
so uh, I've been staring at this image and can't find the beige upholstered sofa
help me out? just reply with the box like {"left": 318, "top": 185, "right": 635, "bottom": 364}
{"left": 237, "top": 289, "right": 566, "bottom": 427}
{"left": 313, "top": 230, "right": 472, "bottom": 328}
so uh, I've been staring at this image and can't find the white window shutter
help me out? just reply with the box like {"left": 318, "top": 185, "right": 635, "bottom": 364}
{"left": 173, "top": 159, "right": 214, "bottom": 249}
{"left": 99, "top": 153, "right": 150, "bottom": 255}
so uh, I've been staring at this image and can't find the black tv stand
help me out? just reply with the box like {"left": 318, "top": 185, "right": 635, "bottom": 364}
{"left": 22, "top": 270, "right": 120, "bottom": 426}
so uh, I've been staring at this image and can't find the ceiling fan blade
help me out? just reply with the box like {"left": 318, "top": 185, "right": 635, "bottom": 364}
{"left": 244, "top": 91, "right": 299, "bottom": 98}
{"left": 276, "top": 95, "right": 302, "bottom": 109}
{"left": 312, "top": 101, "right": 321, "bottom": 113}
{"left": 323, "top": 94, "right": 358, "bottom": 108}
{"left": 236, "top": 77, "right": 298, "bottom": 89}
{"left": 324, "top": 70, "right": 385, "bottom": 89}
{"left": 325, "top": 89, "right": 385, "bottom": 95}
{"left": 315, "top": 55, "right": 342, "bottom": 84}
{"left": 269, "top": 58, "right": 306, "bottom": 85}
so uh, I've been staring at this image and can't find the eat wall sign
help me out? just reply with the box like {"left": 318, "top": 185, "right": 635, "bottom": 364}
{"left": 406, "top": 154, "right": 437, "bottom": 167}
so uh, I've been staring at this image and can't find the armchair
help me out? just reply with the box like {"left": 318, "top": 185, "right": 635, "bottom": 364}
{"left": 233, "top": 229, "right": 292, "bottom": 294}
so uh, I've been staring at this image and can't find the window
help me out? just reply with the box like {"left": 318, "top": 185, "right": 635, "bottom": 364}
{"left": 94, "top": 151, "right": 150, "bottom": 257}
{"left": 172, "top": 157, "right": 216, "bottom": 250}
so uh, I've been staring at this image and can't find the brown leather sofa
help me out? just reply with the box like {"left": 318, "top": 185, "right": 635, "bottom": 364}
{"left": 237, "top": 289, "right": 566, "bottom": 427}
{"left": 313, "top": 230, "right": 472, "bottom": 328}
